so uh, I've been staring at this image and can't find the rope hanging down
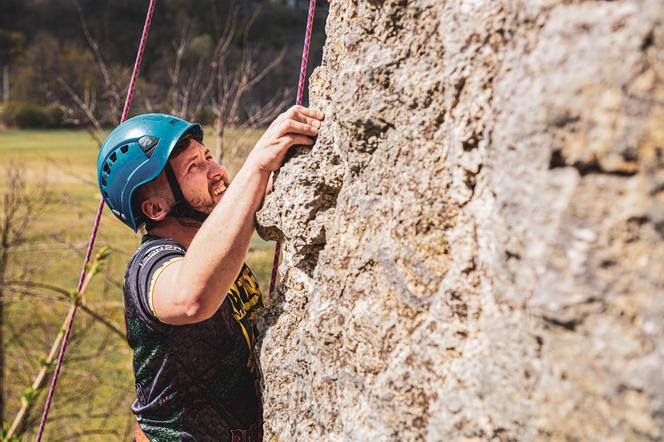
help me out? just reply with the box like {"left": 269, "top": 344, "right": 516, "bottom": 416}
{"left": 268, "top": 0, "right": 318, "bottom": 297}
{"left": 35, "top": 0, "right": 157, "bottom": 438}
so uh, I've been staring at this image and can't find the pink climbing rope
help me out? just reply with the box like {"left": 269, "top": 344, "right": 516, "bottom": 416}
{"left": 268, "top": 0, "right": 317, "bottom": 297}
{"left": 35, "top": 0, "right": 157, "bottom": 439}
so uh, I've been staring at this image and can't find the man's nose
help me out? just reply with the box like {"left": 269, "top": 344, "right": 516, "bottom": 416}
{"left": 207, "top": 161, "right": 223, "bottom": 180}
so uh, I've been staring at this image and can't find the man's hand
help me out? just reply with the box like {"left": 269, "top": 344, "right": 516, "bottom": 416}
{"left": 245, "top": 105, "right": 325, "bottom": 173}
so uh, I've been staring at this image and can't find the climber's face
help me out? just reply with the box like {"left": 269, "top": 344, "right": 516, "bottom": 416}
{"left": 170, "top": 139, "right": 231, "bottom": 215}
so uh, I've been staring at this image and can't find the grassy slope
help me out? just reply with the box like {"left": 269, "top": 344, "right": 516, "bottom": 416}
{"left": 0, "top": 128, "right": 274, "bottom": 440}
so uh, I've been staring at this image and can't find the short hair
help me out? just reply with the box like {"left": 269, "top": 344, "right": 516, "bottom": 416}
{"left": 171, "top": 133, "right": 195, "bottom": 159}
{"left": 132, "top": 133, "right": 197, "bottom": 230}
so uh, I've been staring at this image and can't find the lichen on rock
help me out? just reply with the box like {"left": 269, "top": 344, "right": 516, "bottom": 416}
{"left": 255, "top": 0, "right": 664, "bottom": 440}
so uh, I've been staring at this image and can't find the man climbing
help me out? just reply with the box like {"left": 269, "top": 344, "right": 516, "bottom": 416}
{"left": 96, "top": 106, "right": 324, "bottom": 441}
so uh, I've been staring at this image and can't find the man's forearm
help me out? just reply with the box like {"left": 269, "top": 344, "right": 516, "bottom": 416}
{"left": 176, "top": 165, "right": 269, "bottom": 318}
{"left": 162, "top": 105, "right": 323, "bottom": 322}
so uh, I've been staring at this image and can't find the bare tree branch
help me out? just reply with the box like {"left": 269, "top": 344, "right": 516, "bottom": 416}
{"left": 71, "top": 0, "right": 122, "bottom": 123}
{"left": 57, "top": 77, "right": 104, "bottom": 143}
{"left": 3, "top": 282, "right": 125, "bottom": 339}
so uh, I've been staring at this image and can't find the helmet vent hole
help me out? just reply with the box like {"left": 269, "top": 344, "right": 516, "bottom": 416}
{"left": 109, "top": 152, "right": 117, "bottom": 163}
{"left": 101, "top": 176, "right": 107, "bottom": 187}
{"left": 103, "top": 190, "right": 109, "bottom": 198}
{"left": 120, "top": 145, "right": 129, "bottom": 154}
{"left": 103, "top": 163, "right": 110, "bottom": 174}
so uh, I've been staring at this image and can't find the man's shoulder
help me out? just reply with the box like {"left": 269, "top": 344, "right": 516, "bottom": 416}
{"left": 125, "top": 236, "right": 186, "bottom": 284}
{"left": 123, "top": 236, "right": 187, "bottom": 329}
{"left": 132, "top": 235, "right": 185, "bottom": 265}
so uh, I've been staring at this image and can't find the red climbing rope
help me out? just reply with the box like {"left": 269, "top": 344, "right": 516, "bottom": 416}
{"left": 35, "top": 0, "right": 157, "bottom": 439}
{"left": 268, "top": 0, "right": 317, "bottom": 297}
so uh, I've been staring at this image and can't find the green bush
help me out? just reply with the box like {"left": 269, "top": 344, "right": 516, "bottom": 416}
{"left": 1, "top": 102, "right": 63, "bottom": 128}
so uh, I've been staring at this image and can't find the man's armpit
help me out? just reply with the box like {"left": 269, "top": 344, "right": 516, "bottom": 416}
{"left": 148, "top": 257, "right": 184, "bottom": 323}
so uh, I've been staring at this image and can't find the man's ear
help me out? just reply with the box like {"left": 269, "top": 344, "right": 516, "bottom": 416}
{"left": 141, "top": 197, "right": 170, "bottom": 222}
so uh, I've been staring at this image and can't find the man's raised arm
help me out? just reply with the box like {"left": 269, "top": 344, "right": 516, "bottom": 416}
{"left": 152, "top": 106, "right": 324, "bottom": 325}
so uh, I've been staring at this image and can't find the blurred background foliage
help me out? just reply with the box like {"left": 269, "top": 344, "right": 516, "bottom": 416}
{"left": 0, "top": 0, "right": 328, "bottom": 129}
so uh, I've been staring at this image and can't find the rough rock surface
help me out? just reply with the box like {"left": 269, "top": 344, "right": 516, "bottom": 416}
{"left": 255, "top": 0, "right": 664, "bottom": 440}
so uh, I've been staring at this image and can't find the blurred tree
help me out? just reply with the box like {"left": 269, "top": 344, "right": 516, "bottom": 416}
{"left": 0, "top": 31, "right": 25, "bottom": 66}
{"left": 0, "top": 30, "right": 24, "bottom": 104}
{"left": 0, "top": 163, "right": 130, "bottom": 440}
{"left": 12, "top": 35, "right": 99, "bottom": 107}
{"left": 2, "top": 0, "right": 328, "bottom": 127}
{"left": 0, "top": 163, "right": 52, "bottom": 433}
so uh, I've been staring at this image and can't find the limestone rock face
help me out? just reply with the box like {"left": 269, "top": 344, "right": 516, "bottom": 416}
{"left": 255, "top": 0, "right": 664, "bottom": 440}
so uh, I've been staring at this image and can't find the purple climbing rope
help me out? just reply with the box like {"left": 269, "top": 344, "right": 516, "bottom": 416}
{"left": 268, "top": 0, "right": 317, "bottom": 298}
{"left": 35, "top": 0, "right": 157, "bottom": 439}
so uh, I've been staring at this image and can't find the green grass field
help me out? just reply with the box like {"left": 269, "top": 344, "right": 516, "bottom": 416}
{"left": 0, "top": 128, "right": 274, "bottom": 440}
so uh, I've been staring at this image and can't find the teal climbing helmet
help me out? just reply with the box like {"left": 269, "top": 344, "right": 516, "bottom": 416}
{"left": 97, "top": 113, "right": 203, "bottom": 232}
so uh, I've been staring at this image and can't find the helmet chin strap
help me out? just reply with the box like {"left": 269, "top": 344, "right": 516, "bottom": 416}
{"left": 163, "top": 162, "right": 209, "bottom": 224}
